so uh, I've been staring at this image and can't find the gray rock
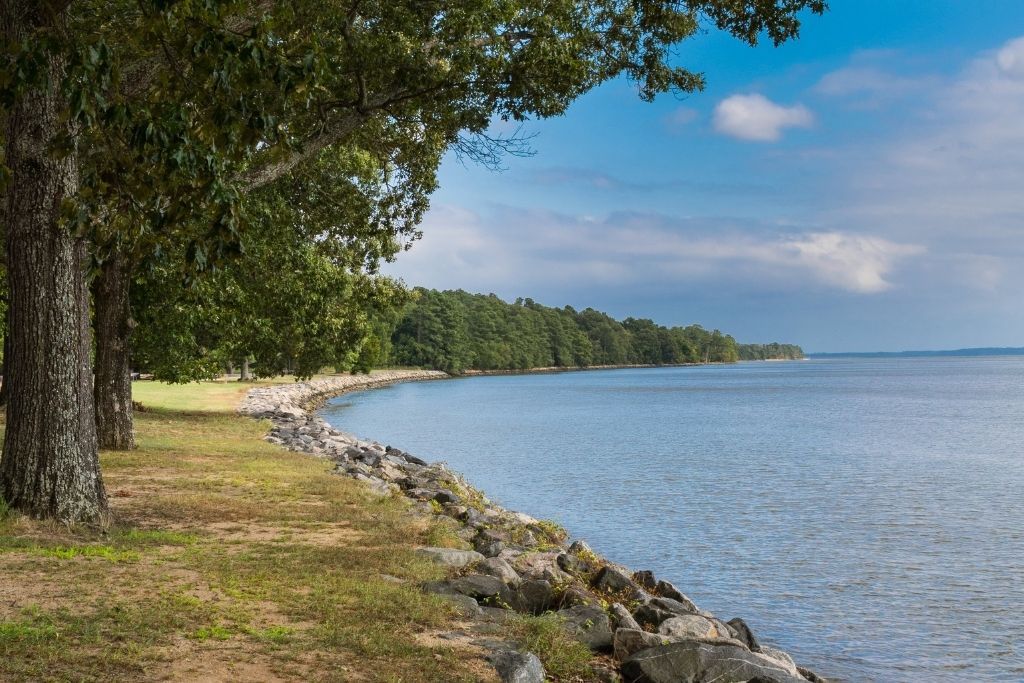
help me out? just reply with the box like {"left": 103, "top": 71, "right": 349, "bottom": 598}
{"left": 759, "top": 646, "right": 801, "bottom": 677}
{"left": 415, "top": 547, "right": 485, "bottom": 568}
{"left": 433, "top": 489, "right": 461, "bottom": 505}
{"left": 592, "top": 566, "right": 636, "bottom": 593}
{"left": 477, "top": 557, "right": 521, "bottom": 584}
{"left": 658, "top": 614, "right": 720, "bottom": 639}
{"left": 620, "top": 640, "right": 810, "bottom": 683}
{"left": 649, "top": 596, "right": 698, "bottom": 617}
{"left": 557, "top": 605, "right": 613, "bottom": 651}
{"left": 556, "top": 585, "right": 601, "bottom": 609}
{"left": 568, "top": 539, "right": 594, "bottom": 556}
{"left": 633, "top": 569, "right": 658, "bottom": 590}
{"left": 797, "top": 666, "right": 830, "bottom": 682}
{"left": 437, "top": 593, "right": 483, "bottom": 617}
{"left": 449, "top": 574, "right": 505, "bottom": 600}
{"left": 488, "top": 650, "right": 545, "bottom": 683}
{"left": 497, "top": 579, "right": 554, "bottom": 614}
{"left": 633, "top": 604, "right": 674, "bottom": 630}
{"left": 613, "top": 628, "right": 669, "bottom": 662}
{"left": 726, "top": 617, "right": 761, "bottom": 651}
{"left": 610, "top": 603, "right": 641, "bottom": 631}
{"left": 557, "top": 552, "right": 596, "bottom": 576}
{"left": 656, "top": 580, "right": 697, "bottom": 611}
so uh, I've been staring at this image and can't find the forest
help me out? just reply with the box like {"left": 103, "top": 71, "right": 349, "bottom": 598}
{"left": 382, "top": 288, "right": 803, "bottom": 374}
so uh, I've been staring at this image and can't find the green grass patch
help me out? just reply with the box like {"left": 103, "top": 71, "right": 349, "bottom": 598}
{"left": 0, "top": 622, "right": 60, "bottom": 645}
{"left": 507, "top": 613, "right": 595, "bottom": 681}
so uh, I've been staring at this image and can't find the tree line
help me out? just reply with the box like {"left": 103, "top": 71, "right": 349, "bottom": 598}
{"left": 374, "top": 288, "right": 800, "bottom": 373}
{"left": 0, "top": 1, "right": 824, "bottom": 524}
{"left": 736, "top": 343, "right": 805, "bottom": 361}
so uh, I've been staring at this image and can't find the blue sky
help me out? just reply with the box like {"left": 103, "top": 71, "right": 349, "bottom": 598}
{"left": 386, "top": 1, "right": 1024, "bottom": 352}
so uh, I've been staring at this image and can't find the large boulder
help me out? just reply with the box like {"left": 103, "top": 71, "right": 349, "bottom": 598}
{"left": 488, "top": 649, "right": 545, "bottom": 683}
{"left": 592, "top": 566, "right": 636, "bottom": 593}
{"left": 498, "top": 579, "right": 554, "bottom": 614}
{"left": 658, "top": 614, "right": 720, "bottom": 640}
{"left": 557, "top": 605, "right": 613, "bottom": 651}
{"left": 726, "top": 617, "right": 761, "bottom": 651}
{"left": 610, "top": 603, "right": 641, "bottom": 631}
{"left": 415, "top": 547, "right": 485, "bottom": 568}
{"left": 620, "top": 640, "right": 809, "bottom": 683}
{"left": 448, "top": 574, "right": 505, "bottom": 600}
{"left": 477, "top": 557, "right": 521, "bottom": 584}
{"left": 613, "top": 628, "right": 669, "bottom": 661}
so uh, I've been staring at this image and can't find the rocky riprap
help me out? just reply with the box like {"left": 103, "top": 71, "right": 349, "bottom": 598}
{"left": 242, "top": 373, "right": 829, "bottom": 683}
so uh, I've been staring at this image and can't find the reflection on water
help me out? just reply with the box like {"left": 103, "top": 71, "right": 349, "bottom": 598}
{"left": 320, "top": 358, "right": 1024, "bottom": 682}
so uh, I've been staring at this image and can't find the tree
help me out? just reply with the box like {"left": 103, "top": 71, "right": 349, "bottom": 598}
{"left": 1, "top": 0, "right": 825, "bottom": 522}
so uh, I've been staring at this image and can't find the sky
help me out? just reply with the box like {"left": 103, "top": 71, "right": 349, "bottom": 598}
{"left": 384, "top": 1, "right": 1024, "bottom": 353}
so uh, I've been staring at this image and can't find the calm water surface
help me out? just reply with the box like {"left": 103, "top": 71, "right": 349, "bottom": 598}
{"left": 320, "top": 357, "right": 1024, "bottom": 682}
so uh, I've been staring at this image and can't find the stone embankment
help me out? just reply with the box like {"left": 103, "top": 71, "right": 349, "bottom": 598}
{"left": 240, "top": 372, "right": 830, "bottom": 683}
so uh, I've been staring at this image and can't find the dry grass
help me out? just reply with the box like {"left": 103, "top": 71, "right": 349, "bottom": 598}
{"left": 0, "top": 379, "right": 499, "bottom": 682}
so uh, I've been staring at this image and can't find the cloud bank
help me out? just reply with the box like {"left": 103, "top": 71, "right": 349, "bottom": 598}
{"left": 390, "top": 205, "right": 921, "bottom": 297}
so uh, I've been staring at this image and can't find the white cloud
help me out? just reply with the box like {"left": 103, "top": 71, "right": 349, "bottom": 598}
{"left": 995, "top": 36, "right": 1024, "bottom": 80}
{"left": 712, "top": 94, "right": 813, "bottom": 142}
{"left": 388, "top": 205, "right": 921, "bottom": 296}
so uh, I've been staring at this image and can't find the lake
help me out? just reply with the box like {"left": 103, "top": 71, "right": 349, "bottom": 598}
{"left": 319, "top": 357, "right": 1024, "bottom": 681}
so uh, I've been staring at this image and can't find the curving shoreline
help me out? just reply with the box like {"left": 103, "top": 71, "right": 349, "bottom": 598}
{"left": 240, "top": 371, "right": 831, "bottom": 683}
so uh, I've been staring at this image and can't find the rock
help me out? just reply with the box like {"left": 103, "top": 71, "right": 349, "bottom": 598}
{"left": 415, "top": 547, "right": 485, "bottom": 568}
{"left": 613, "top": 628, "right": 669, "bottom": 662}
{"left": 449, "top": 574, "right": 505, "bottom": 600}
{"left": 433, "top": 489, "right": 461, "bottom": 505}
{"left": 477, "top": 557, "right": 521, "bottom": 584}
{"left": 592, "top": 566, "right": 636, "bottom": 593}
{"left": 649, "top": 597, "right": 698, "bottom": 617}
{"left": 726, "top": 617, "right": 761, "bottom": 652}
{"left": 620, "top": 640, "right": 809, "bottom": 683}
{"left": 568, "top": 539, "right": 594, "bottom": 556}
{"left": 759, "top": 646, "right": 801, "bottom": 677}
{"left": 513, "top": 551, "right": 571, "bottom": 583}
{"left": 557, "top": 605, "right": 613, "bottom": 651}
{"left": 488, "top": 650, "right": 545, "bottom": 683}
{"left": 592, "top": 664, "right": 622, "bottom": 682}
{"left": 610, "top": 603, "right": 641, "bottom": 631}
{"left": 557, "top": 552, "right": 596, "bottom": 576}
{"left": 656, "top": 580, "right": 697, "bottom": 611}
{"left": 633, "top": 569, "right": 658, "bottom": 590}
{"left": 404, "top": 453, "right": 429, "bottom": 466}
{"left": 797, "top": 666, "right": 830, "bottom": 682}
{"left": 658, "top": 614, "right": 720, "bottom": 639}
{"left": 475, "top": 529, "right": 509, "bottom": 558}
{"left": 497, "top": 579, "right": 554, "bottom": 614}
{"left": 556, "top": 586, "right": 601, "bottom": 609}
{"left": 438, "top": 593, "right": 483, "bottom": 617}
{"left": 633, "top": 603, "right": 675, "bottom": 629}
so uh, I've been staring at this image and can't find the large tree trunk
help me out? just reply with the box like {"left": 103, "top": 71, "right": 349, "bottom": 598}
{"left": 93, "top": 248, "right": 136, "bottom": 450}
{"left": 240, "top": 357, "right": 251, "bottom": 381}
{"left": 0, "top": 4, "right": 108, "bottom": 524}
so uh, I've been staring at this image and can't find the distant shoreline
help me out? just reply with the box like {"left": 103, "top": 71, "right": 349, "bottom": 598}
{"left": 808, "top": 347, "right": 1024, "bottom": 359}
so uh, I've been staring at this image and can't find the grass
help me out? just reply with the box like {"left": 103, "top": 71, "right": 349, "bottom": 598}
{"left": 507, "top": 614, "right": 595, "bottom": 680}
{"left": 0, "top": 376, "right": 508, "bottom": 682}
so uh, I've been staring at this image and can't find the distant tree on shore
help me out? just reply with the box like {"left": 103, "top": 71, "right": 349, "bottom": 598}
{"left": 383, "top": 289, "right": 785, "bottom": 373}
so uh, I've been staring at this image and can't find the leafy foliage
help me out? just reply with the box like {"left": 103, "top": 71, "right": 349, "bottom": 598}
{"left": 387, "top": 288, "right": 749, "bottom": 373}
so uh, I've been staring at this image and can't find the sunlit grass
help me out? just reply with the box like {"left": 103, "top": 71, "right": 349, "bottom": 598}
{"left": 0, "top": 379, "right": 502, "bottom": 682}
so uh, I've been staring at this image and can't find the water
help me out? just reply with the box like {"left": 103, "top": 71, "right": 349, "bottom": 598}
{"left": 319, "top": 357, "right": 1024, "bottom": 682}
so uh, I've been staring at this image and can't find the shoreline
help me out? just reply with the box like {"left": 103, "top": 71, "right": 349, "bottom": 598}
{"left": 240, "top": 370, "right": 830, "bottom": 683}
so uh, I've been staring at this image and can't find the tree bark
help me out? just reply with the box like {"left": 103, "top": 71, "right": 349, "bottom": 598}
{"left": 0, "top": 3, "right": 108, "bottom": 524}
{"left": 93, "top": 248, "right": 136, "bottom": 450}
{"left": 240, "top": 357, "right": 250, "bottom": 381}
